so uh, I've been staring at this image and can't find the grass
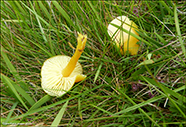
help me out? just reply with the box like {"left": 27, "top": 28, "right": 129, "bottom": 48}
{"left": 1, "top": 1, "right": 186, "bottom": 126}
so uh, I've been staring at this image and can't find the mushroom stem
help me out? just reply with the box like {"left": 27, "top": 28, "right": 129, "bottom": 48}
{"left": 62, "top": 33, "right": 87, "bottom": 77}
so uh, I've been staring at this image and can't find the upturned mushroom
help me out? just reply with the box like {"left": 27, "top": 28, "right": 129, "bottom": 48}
{"left": 107, "top": 15, "right": 139, "bottom": 55}
{"left": 41, "top": 33, "right": 87, "bottom": 97}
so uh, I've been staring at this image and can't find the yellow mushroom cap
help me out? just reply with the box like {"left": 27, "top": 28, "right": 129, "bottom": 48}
{"left": 41, "top": 55, "right": 86, "bottom": 97}
{"left": 107, "top": 15, "right": 139, "bottom": 55}
{"left": 41, "top": 33, "right": 87, "bottom": 97}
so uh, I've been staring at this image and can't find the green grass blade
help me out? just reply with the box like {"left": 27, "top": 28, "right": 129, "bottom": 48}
{"left": 4, "top": 101, "right": 19, "bottom": 123}
{"left": 78, "top": 98, "right": 82, "bottom": 120}
{"left": 9, "top": 84, "right": 104, "bottom": 121}
{"left": 19, "top": 1, "right": 50, "bottom": 28}
{"left": 14, "top": 1, "right": 27, "bottom": 16}
{"left": 174, "top": 4, "right": 186, "bottom": 58}
{"left": 37, "top": 1, "right": 55, "bottom": 26}
{"left": 141, "top": 76, "right": 186, "bottom": 118}
{"left": 1, "top": 74, "right": 28, "bottom": 110}
{"left": 1, "top": 118, "right": 23, "bottom": 126}
{"left": 94, "top": 62, "right": 103, "bottom": 83}
{"left": 28, "top": 37, "right": 53, "bottom": 57}
{"left": 50, "top": 100, "right": 69, "bottom": 127}
{"left": 1, "top": 2, "right": 16, "bottom": 19}
{"left": 90, "top": 104, "right": 113, "bottom": 116}
{"left": 8, "top": 1, "right": 31, "bottom": 33}
{"left": 113, "top": 94, "right": 164, "bottom": 116}
{"left": 1, "top": 46, "right": 17, "bottom": 75}
{"left": 1, "top": 46, "right": 29, "bottom": 90}
{"left": 28, "top": 95, "right": 52, "bottom": 111}
{"left": 174, "top": 85, "right": 186, "bottom": 92}
{"left": 117, "top": 90, "right": 160, "bottom": 127}
{"left": 159, "top": 1, "right": 174, "bottom": 16}
{"left": 85, "top": 113, "right": 154, "bottom": 121}
{"left": 2, "top": 75, "right": 35, "bottom": 106}
{"left": 141, "top": 76, "right": 186, "bottom": 103}
{"left": 87, "top": 1, "right": 101, "bottom": 21}
{"left": 135, "top": 59, "right": 154, "bottom": 68}
{"left": 52, "top": 1, "right": 75, "bottom": 28}
{"left": 38, "top": 1, "right": 50, "bottom": 19}
{"left": 29, "top": 1, "right": 47, "bottom": 43}
{"left": 154, "top": 32, "right": 167, "bottom": 44}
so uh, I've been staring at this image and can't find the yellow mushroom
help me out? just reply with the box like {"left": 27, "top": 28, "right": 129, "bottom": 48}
{"left": 41, "top": 33, "right": 87, "bottom": 97}
{"left": 107, "top": 15, "right": 139, "bottom": 55}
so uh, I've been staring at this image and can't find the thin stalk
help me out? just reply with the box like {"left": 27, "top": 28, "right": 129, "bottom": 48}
{"left": 62, "top": 33, "right": 87, "bottom": 77}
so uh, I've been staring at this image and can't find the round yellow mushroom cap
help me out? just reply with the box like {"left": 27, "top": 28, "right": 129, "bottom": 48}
{"left": 41, "top": 33, "right": 87, "bottom": 97}
{"left": 107, "top": 15, "right": 139, "bottom": 55}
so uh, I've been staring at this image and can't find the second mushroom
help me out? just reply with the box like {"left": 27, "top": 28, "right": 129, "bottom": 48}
{"left": 107, "top": 15, "right": 140, "bottom": 55}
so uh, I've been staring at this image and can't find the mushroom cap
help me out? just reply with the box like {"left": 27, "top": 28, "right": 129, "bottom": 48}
{"left": 107, "top": 15, "right": 139, "bottom": 55}
{"left": 41, "top": 55, "right": 86, "bottom": 97}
